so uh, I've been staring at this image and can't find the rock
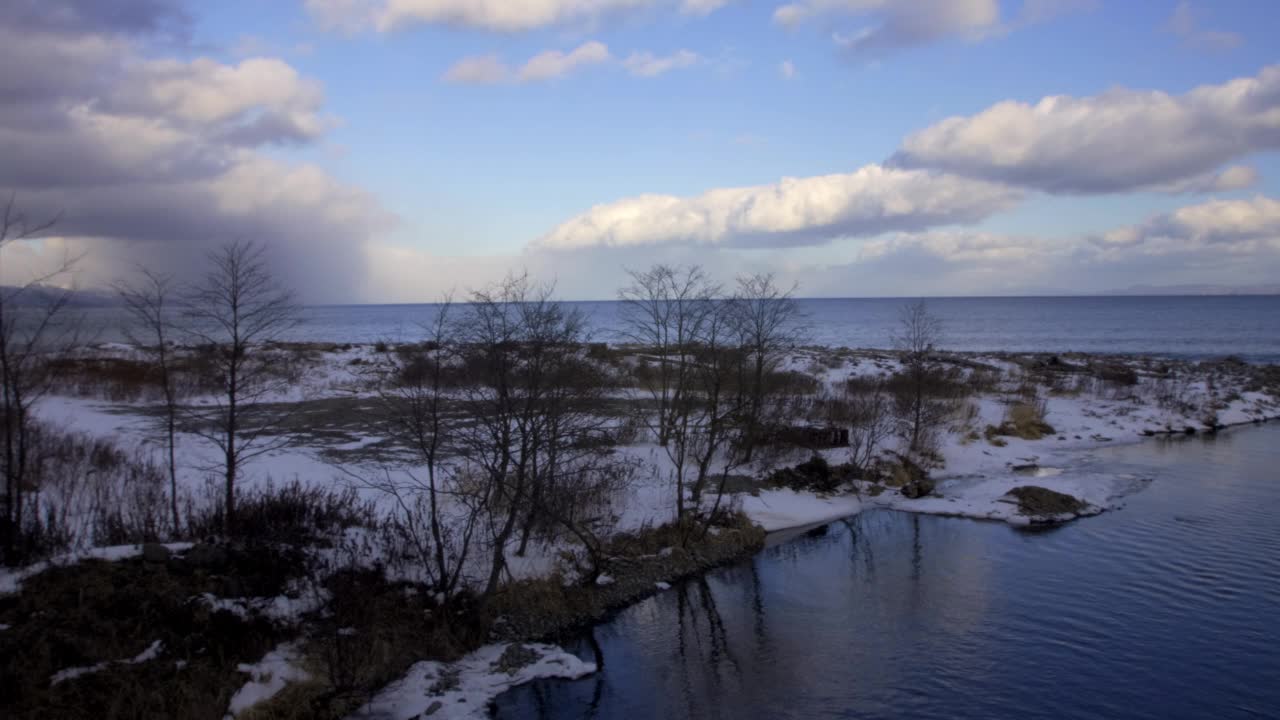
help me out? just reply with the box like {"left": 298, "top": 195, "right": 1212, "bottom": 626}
{"left": 767, "top": 455, "right": 852, "bottom": 493}
{"left": 893, "top": 454, "right": 934, "bottom": 499}
{"left": 900, "top": 477, "right": 934, "bottom": 499}
{"left": 183, "top": 543, "right": 229, "bottom": 569}
{"left": 492, "top": 643, "right": 540, "bottom": 675}
{"left": 422, "top": 700, "right": 444, "bottom": 716}
{"left": 141, "top": 543, "right": 171, "bottom": 563}
{"left": 1005, "top": 485, "right": 1086, "bottom": 516}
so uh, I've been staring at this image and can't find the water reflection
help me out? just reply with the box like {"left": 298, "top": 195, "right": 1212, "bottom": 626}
{"left": 495, "top": 426, "right": 1280, "bottom": 720}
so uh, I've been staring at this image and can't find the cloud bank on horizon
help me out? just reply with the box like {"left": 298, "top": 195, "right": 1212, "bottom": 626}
{"left": 3, "top": 0, "right": 1279, "bottom": 302}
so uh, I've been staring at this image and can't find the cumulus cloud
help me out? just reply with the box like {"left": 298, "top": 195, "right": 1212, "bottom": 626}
{"left": 810, "top": 196, "right": 1280, "bottom": 295}
{"left": 533, "top": 164, "right": 1020, "bottom": 250}
{"left": 1164, "top": 1, "right": 1243, "bottom": 52}
{"left": 1153, "top": 165, "right": 1260, "bottom": 195}
{"left": 0, "top": 0, "right": 392, "bottom": 303}
{"left": 624, "top": 50, "right": 700, "bottom": 77}
{"left": 891, "top": 65, "right": 1280, "bottom": 194}
{"left": 443, "top": 42, "right": 612, "bottom": 84}
{"left": 1093, "top": 196, "right": 1280, "bottom": 254}
{"left": 306, "top": 0, "right": 722, "bottom": 33}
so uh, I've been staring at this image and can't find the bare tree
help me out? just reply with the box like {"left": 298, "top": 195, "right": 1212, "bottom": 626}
{"left": 617, "top": 265, "right": 717, "bottom": 447}
{"left": 686, "top": 296, "right": 746, "bottom": 526}
{"left": 0, "top": 195, "right": 79, "bottom": 563}
{"left": 183, "top": 240, "right": 299, "bottom": 534}
{"left": 616, "top": 264, "right": 723, "bottom": 527}
{"left": 892, "top": 300, "right": 945, "bottom": 454}
{"left": 729, "top": 273, "right": 804, "bottom": 462}
{"left": 846, "top": 379, "right": 893, "bottom": 471}
{"left": 116, "top": 268, "right": 181, "bottom": 534}
{"left": 363, "top": 297, "right": 482, "bottom": 600}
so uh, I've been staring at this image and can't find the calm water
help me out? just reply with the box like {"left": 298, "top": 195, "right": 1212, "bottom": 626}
{"left": 493, "top": 425, "right": 1280, "bottom": 719}
{"left": 76, "top": 296, "right": 1280, "bottom": 362}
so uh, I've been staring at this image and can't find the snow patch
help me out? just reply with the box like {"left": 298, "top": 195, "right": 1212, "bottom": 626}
{"left": 49, "top": 640, "right": 164, "bottom": 686}
{"left": 741, "top": 489, "right": 863, "bottom": 532}
{"left": 347, "top": 643, "right": 595, "bottom": 720}
{"left": 225, "top": 642, "right": 311, "bottom": 718}
{"left": 1, "top": 543, "right": 193, "bottom": 596}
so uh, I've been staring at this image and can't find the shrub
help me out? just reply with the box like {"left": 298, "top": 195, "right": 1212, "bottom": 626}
{"left": 988, "top": 397, "right": 1055, "bottom": 441}
{"left": 186, "top": 479, "right": 378, "bottom": 546}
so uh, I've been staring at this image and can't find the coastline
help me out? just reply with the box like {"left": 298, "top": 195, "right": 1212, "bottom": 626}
{"left": 5, "top": 341, "right": 1278, "bottom": 718}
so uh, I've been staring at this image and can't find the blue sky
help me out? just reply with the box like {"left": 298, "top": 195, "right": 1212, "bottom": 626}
{"left": 3, "top": 1, "right": 1279, "bottom": 301}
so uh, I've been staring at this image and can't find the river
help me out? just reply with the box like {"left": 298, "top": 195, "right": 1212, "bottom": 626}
{"left": 493, "top": 425, "right": 1280, "bottom": 719}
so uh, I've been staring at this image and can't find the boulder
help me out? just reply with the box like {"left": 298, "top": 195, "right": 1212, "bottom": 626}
{"left": 183, "top": 542, "right": 229, "bottom": 569}
{"left": 891, "top": 454, "right": 934, "bottom": 499}
{"left": 1005, "top": 485, "right": 1086, "bottom": 516}
{"left": 492, "top": 643, "right": 540, "bottom": 675}
{"left": 141, "top": 543, "right": 171, "bottom": 563}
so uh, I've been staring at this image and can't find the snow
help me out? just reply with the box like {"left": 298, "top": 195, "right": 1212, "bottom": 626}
{"left": 347, "top": 643, "right": 596, "bottom": 720}
{"left": 0, "top": 543, "right": 193, "bottom": 596}
{"left": 655, "top": 581, "right": 671, "bottom": 590}
{"left": 198, "top": 581, "right": 329, "bottom": 625}
{"left": 225, "top": 642, "right": 311, "bottom": 718}
{"left": 49, "top": 640, "right": 164, "bottom": 686}
{"left": 872, "top": 470, "right": 1148, "bottom": 525}
{"left": 20, "top": 345, "right": 1279, "bottom": 592}
{"left": 740, "top": 489, "right": 864, "bottom": 532}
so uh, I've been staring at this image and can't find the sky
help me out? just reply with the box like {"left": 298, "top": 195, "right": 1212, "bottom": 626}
{"left": 2, "top": 0, "right": 1279, "bottom": 303}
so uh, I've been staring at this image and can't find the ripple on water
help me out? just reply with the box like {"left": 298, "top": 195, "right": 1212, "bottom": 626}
{"left": 494, "top": 426, "right": 1280, "bottom": 720}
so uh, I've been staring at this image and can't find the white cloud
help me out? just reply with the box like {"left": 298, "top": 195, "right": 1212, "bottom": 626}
{"left": 442, "top": 54, "right": 511, "bottom": 84}
{"left": 892, "top": 65, "right": 1280, "bottom": 194}
{"left": 519, "top": 41, "right": 612, "bottom": 81}
{"left": 533, "top": 164, "right": 1020, "bottom": 250}
{"left": 442, "top": 42, "right": 612, "bottom": 84}
{"left": 814, "top": 195, "right": 1280, "bottom": 295}
{"left": 779, "top": 59, "right": 797, "bottom": 79}
{"left": 1164, "top": 1, "right": 1243, "bottom": 52}
{"left": 306, "top": 0, "right": 726, "bottom": 33}
{"left": 1094, "top": 196, "right": 1280, "bottom": 254}
{"left": 624, "top": 50, "right": 699, "bottom": 77}
{"left": 1154, "top": 165, "right": 1260, "bottom": 195}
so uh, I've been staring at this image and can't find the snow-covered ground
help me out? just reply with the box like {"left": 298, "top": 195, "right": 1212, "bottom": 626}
{"left": 31, "top": 343, "right": 1280, "bottom": 544}
{"left": 347, "top": 643, "right": 595, "bottom": 720}
{"left": 10, "top": 342, "right": 1278, "bottom": 718}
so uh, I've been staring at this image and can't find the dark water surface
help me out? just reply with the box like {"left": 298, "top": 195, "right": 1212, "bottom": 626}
{"left": 73, "top": 295, "right": 1280, "bottom": 362}
{"left": 493, "top": 426, "right": 1280, "bottom": 719}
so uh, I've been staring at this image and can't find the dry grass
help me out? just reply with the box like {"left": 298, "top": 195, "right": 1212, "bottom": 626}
{"left": 991, "top": 397, "right": 1055, "bottom": 441}
{"left": 0, "top": 550, "right": 294, "bottom": 720}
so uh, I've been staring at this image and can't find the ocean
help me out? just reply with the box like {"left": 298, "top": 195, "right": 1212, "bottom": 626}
{"left": 80, "top": 295, "right": 1280, "bottom": 363}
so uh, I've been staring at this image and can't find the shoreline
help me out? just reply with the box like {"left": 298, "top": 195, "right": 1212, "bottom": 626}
{"left": 6, "top": 341, "right": 1278, "bottom": 718}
